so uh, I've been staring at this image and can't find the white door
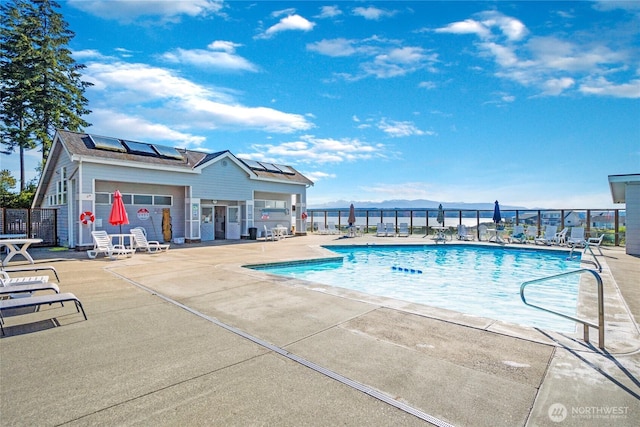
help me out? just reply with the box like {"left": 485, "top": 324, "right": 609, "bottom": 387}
{"left": 227, "top": 206, "right": 241, "bottom": 239}
{"left": 201, "top": 207, "right": 214, "bottom": 241}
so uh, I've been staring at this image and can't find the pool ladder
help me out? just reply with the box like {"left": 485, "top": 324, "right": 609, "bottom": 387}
{"left": 520, "top": 268, "right": 605, "bottom": 349}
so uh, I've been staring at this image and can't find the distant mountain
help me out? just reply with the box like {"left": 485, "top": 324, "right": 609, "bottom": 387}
{"left": 308, "top": 199, "right": 529, "bottom": 211}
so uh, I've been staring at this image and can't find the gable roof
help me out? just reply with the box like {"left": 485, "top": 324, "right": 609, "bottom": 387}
{"left": 33, "top": 130, "right": 314, "bottom": 207}
{"left": 53, "top": 129, "right": 314, "bottom": 185}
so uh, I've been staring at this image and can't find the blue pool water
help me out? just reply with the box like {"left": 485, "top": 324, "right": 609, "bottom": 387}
{"left": 250, "top": 245, "right": 583, "bottom": 332}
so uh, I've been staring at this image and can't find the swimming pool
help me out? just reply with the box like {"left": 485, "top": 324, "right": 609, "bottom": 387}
{"left": 249, "top": 245, "right": 583, "bottom": 332}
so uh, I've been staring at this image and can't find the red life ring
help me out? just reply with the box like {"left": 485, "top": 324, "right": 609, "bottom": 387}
{"left": 80, "top": 211, "right": 95, "bottom": 224}
{"left": 301, "top": 212, "right": 308, "bottom": 220}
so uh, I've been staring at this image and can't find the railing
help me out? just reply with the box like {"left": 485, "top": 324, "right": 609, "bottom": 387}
{"left": 306, "top": 208, "right": 626, "bottom": 247}
{"left": 520, "top": 269, "right": 605, "bottom": 349}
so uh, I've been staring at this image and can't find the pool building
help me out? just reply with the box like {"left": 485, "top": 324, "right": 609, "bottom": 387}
{"left": 31, "top": 130, "right": 314, "bottom": 248}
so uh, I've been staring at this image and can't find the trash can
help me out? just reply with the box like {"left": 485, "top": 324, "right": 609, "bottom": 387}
{"left": 248, "top": 227, "right": 257, "bottom": 240}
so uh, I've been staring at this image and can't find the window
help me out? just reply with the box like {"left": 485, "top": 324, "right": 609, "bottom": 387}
{"left": 153, "top": 195, "right": 172, "bottom": 206}
{"left": 47, "top": 167, "right": 67, "bottom": 206}
{"left": 133, "top": 194, "right": 153, "bottom": 205}
{"left": 95, "top": 192, "right": 172, "bottom": 206}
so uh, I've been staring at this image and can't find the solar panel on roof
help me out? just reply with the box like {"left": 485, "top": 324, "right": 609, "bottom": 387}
{"left": 258, "top": 162, "right": 281, "bottom": 173}
{"left": 152, "top": 144, "right": 184, "bottom": 160}
{"left": 89, "top": 135, "right": 126, "bottom": 152}
{"left": 274, "top": 164, "right": 295, "bottom": 175}
{"left": 122, "top": 140, "right": 157, "bottom": 156}
{"left": 242, "top": 159, "right": 266, "bottom": 170}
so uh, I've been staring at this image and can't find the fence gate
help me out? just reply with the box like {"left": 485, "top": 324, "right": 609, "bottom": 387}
{"left": 0, "top": 208, "right": 57, "bottom": 246}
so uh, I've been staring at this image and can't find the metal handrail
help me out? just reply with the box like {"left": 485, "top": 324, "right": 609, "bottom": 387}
{"left": 567, "top": 241, "right": 602, "bottom": 272}
{"left": 520, "top": 269, "right": 605, "bottom": 349}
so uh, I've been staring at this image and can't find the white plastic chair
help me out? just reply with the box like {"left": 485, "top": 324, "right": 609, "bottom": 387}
{"left": 87, "top": 230, "right": 135, "bottom": 260}
{"left": 131, "top": 227, "right": 170, "bottom": 253}
{"left": 376, "top": 223, "right": 386, "bottom": 237}
{"left": 567, "top": 227, "right": 586, "bottom": 247}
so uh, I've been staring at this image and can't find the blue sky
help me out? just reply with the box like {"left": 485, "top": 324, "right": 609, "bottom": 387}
{"left": 3, "top": 0, "right": 639, "bottom": 208}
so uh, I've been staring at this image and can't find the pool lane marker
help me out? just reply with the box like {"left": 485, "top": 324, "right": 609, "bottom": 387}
{"left": 111, "top": 270, "right": 454, "bottom": 427}
{"left": 392, "top": 266, "right": 423, "bottom": 274}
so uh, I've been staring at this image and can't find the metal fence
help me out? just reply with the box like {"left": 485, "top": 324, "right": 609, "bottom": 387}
{"left": 0, "top": 208, "right": 58, "bottom": 246}
{"left": 306, "top": 208, "right": 626, "bottom": 246}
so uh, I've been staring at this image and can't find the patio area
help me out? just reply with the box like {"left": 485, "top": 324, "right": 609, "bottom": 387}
{"left": 1, "top": 234, "right": 638, "bottom": 426}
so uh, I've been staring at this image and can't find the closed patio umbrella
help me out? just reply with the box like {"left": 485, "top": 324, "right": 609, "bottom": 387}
{"left": 348, "top": 204, "right": 356, "bottom": 226}
{"left": 436, "top": 204, "right": 445, "bottom": 226}
{"left": 493, "top": 200, "right": 502, "bottom": 224}
{"left": 109, "top": 190, "right": 129, "bottom": 233}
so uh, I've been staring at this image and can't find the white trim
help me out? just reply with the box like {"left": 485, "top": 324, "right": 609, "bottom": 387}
{"left": 70, "top": 155, "right": 200, "bottom": 174}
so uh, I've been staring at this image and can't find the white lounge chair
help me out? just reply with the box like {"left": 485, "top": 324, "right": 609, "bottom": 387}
{"left": 315, "top": 222, "right": 327, "bottom": 234}
{"left": 457, "top": 224, "right": 474, "bottom": 241}
{"left": 510, "top": 225, "right": 526, "bottom": 243}
{"left": 87, "top": 230, "right": 135, "bottom": 260}
{"left": 586, "top": 233, "right": 605, "bottom": 256}
{"left": 131, "top": 227, "right": 170, "bottom": 253}
{"left": 525, "top": 226, "right": 537, "bottom": 244}
{"left": 385, "top": 223, "right": 395, "bottom": 237}
{"left": 553, "top": 227, "right": 568, "bottom": 246}
{"left": 0, "top": 292, "right": 87, "bottom": 335}
{"left": 535, "top": 226, "right": 557, "bottom": 245}
{"left": 0, "top": 282, "right": 60, "bottom": 297}
{"left": 478, "top": 225, "right": 489, "bottom": 241}
{"left": 376, "top": 223, "right": 386, "bottom": 237}
{"left": 327, "top": 222, "right": 339, "bottom": 235}
{"left": 0, "top": 271, "right": 48, "bottom": 285}
{"left": 567, "top": 227, "right": 586, "bottom": 247}
{"left": 398, "top": 223, "right": 409, "bottom": 237}
{"left": 1, "top": 266, "right": 59, "bottom": 282}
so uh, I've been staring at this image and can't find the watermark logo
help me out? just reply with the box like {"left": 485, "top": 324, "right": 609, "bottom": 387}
{"left": 548, "top": 403, "right": 567, "bottom": 422}
{"left": 548, "top": 403, "right": 629, "bottom": 422}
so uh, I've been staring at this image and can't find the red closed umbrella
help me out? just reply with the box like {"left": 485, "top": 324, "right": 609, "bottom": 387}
{"left": 109, "top": 190, "right": 129, "bottom": 233}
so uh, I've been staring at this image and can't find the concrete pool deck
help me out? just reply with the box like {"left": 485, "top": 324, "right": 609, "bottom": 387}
{"left": 1, "top": 234, "right": 638, "bottom": 426}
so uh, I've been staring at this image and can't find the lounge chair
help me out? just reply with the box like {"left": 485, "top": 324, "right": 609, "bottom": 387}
{"left": 478, "top": 225, "right": 489, "bottom": 241}
{"left": 586, "top": 233, "right": 605, "bottom": 256}
{"left": 327, "top": 222, "right": 339, "bottom": 235}
{"left": 376, "top": 223, "right": 386, "bottom": 237}
{"left": 535, "top": 226, "right": 557, "bottom": 245}
{"left": 0, "top": 282, "right": 60, "bottom": 297}
{"left": 316, "top": 222, "right": 327, "bottom": 234}
{"left": 87, "top": 230, "right": 135, "bottom": 260}
{"left": 525, "top": 226, "right": 537, "bottom": 244}
{"left": 1, "top": 266, "right": 59, "bottom": 282}
{"left": 398, "top": 223, "right": 409, "bottom": 237}
{"left": 131, "top": 227, "right": 170, "bottom": 253}
{"left": 457, "top": 224, "right": 474, "bottom": 241}
{"left": 385, "top": 223, "right": 395, "bottom": 237}
{"left": 263, "top": 225, "right": 275, "bottom": 241}
{"left": 0, "top": 292, "right": 87, "bottom": 335}
{"left": 0, "top": 271, "right": 49, "bottom": 285}
{"left": 553, "top": 227, "right": 568, "bottom": 246}
{"left": 510, "top": 225, "right": 526, "bottom": 243}
{"left": 567, "top": 227, "right": 586, "bottom": 247}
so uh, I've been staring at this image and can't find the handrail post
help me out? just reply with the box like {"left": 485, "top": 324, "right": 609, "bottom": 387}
{"left": 520, "top": 269, "right": 605, "bottom": 349}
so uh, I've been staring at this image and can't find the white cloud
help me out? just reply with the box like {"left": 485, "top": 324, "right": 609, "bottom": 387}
{"left": 84, "top": 60, "right": 314, "bottom": 133}
{"left": 541, "top": 77, "right": 575, "bottom": 96}
{"left": 434, "top": 19, "right": 491, "bottom": 39}
{"left": 352, "top": 6, "right": 396, "bottom": 21}
{"left": 88, "top": 109, "right": 206, "bottom": 148}
{"left": 316, "top": 5, "right": 342, "bottom": 19}
{"left": 579, "top": 77, "right": 640, "bottom": 98}
{"left": 68, "top": 0, "right": 223, "bottom": 24}
{"left": 244, "top": 135, "right": 388, "bottom": 166}
{"left": 477, "top": 11, "right": 528, "bottom": 41}
{"left": 257, "top": 14, "right": 315, "bottom": 39}
{"left": 161, "top": 41, "right": 258, "bottom": 72}
{"left": 377, "top": 119, "right": 433, "bottom": 138}
{"left": 307, "top": 38, "right": 357, "bottom": 57}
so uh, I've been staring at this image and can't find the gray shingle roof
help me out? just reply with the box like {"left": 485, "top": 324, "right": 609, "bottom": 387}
{"left": 56, "top": 130, "right": 313, "bottom": 186}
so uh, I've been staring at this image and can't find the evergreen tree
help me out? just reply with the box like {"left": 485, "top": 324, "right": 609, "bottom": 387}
{"left": 0, "top": 0, "right": 91, "bottom": 191}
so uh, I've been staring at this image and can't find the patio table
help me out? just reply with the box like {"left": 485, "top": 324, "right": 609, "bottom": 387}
{"left": 0, "top": 238, "right": 43, "bottom": 266}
